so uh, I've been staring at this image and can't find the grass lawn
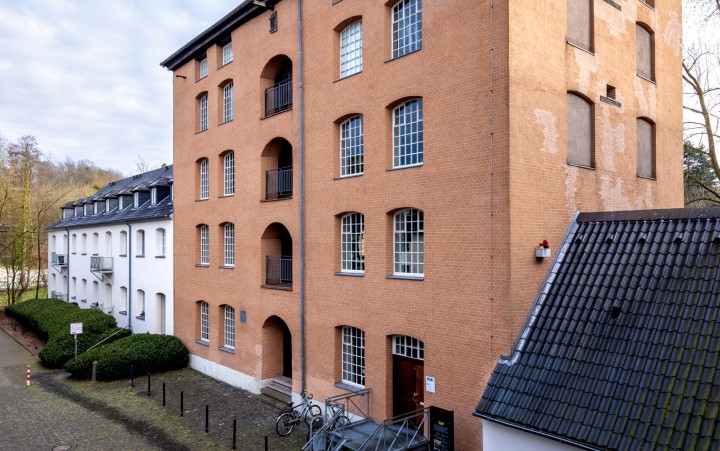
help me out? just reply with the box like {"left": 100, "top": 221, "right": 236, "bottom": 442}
{"left": 0, "top": 288, "right": 48, "bottom": 308}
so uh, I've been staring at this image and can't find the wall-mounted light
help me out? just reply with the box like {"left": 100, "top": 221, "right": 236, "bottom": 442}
{"left": 535, "top": 240, "right": 551, "bottom": 261}
{"left": 253, "top": 0, "right": 274, "bottom": 10}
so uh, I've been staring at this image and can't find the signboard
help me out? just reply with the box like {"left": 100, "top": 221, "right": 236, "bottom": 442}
{"left": 70, "top": 323, "right": 83, "bottom": 335}
{"left": 426, "top": 375, "right": 436, "bottom": 393}
{"left": 430, "top": 406, "right": 454, "bottom": 451}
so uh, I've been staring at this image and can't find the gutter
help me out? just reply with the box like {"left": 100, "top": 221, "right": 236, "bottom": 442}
{"left": 126, "top": 222, "right": 133, "bottom": 331}
{"left": 297, "top": 0, "right": 306, "bottom": 393}
{"left": 65, "top": 228, "right": 71, "bottom": 301}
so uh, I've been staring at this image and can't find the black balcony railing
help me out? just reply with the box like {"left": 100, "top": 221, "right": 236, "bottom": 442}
{"left": 265, "top": 255, "right": 292, "bottom": 286}
{"left": 265, "top": 78, "right": 292, "bottom": 116}
{"left": 265, "top": 166, "right": 293, "bottom": 200}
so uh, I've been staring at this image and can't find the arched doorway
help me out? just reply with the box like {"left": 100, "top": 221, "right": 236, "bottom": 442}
{"left": 260, "top": 55, "right": 293, "bottom": 117}
{"left": 261, "top": 223, "right": 293, "bottom": 288}
{"left": 262, "top": 315, "right": 292, "bottom": 380}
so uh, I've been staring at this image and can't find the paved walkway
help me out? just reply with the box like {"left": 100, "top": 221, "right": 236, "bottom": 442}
{"left": 0, "top": 329, "right": 308, "bottom": 450}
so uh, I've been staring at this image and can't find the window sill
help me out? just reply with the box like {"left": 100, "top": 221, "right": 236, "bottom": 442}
{"left": 195, "top": 128, "right": 208, "bottom": 135}
{"left": 218, "top": 61, "right": 232, "bottom": 70}
{"left": 333, "top": 71, "right": 362, "bottom": 83}
{"left": 384, "top": 48, "right": 422, "bottom": 64}
{"left": 386, "top": 275, "right": 424, "bottom": 281}
{"left": 566, "top": 41, "right": 595, "bottom": 55}
{"left": 600, "top": 96, "right": 621, "bottom": 108}
{"left": 136, "top": 315, "right": 145, "bottom": 321}
{"left": 71, "top": 252, "right": 77, "bottom": 255}
{"left": 92, "top": 253, "right": 99, "bottom": 256}
{"left": 196, "top": 74, "right": 207, "bottom": 82}
{"left": 637, "top": 175, "right": 656, "bottom": 181}
{"left": 602, "top": 0, "right": 622, "bottom": 10}
{"left": 119, "top": 254, "right": 127, "bottom": 258}
{"left": 334, "top": 382, "right": 365, "bottom": 393}
{"left": 638, "top": 0, "right": 655, "bottom": 10}
{"left": 136, "top": 255, "right": 144, "bottom": 258}
{"left": 155, "top": 255, "right": 166, "bottom": 259}
{"left": 261, "top": 107, "right": 293, "bottom": 120}
{"left": 219, "top": 346, "right": 235, "bottom": 354}
{"left": 637, "top": 74, "right": 656, "bottom": 84}
{"left": 196, "top": 340, "right": 210, "bottom": 347}
{"left": 386, "top": 163, "right": 423, "bottom": 172}
{"left": 119, "top": 311, "right": 127, "bottom": 315}
{"left": 218, "top": 119, "right": 234, "bottom": 126}
{"left": 334, "top": 272, "right": 364, "bottom": 277}
{"left": 334, "top": 173, "right": 363, "bottom": 181}
{"left": 196, "top": 198, "right": 209, "bottom": 202}
{"left": 80, "top": 299, "right": 87, "bottom": 303}
{"left": 71, "top": 296, "right": 77, "bottom": 300}
{"left": 567, "top": 162, "right": 595, "bottom": 170}
{"left": 81, "top": 253, "right": 87, "bottom": 256}
{"left": 218, "top": 265, "right": 235, "bottom": 270}
{"left": 260, "top": 196, "right": 293, "bottom": 203}
{"left": 196, "top": 263, "right": 210, "bottom": 268}
{"left": 261, "top": 284, "right": 293, "bottom": 291}
{"left": 219, "top": 194, "right": 235, "bottom": 198}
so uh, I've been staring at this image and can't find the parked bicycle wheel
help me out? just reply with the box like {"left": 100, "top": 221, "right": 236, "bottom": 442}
{"left": 333, "top": 414, "right": 350, "bottom": 430}
{"left": 304, "top": 404, "right": 323, "bottom": 425}
{"left": 276, "top": 412, "right": 295, "bottom": 436}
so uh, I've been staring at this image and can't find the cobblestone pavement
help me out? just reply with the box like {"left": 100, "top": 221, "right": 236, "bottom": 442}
{"left": 0, "top": 329, "right": 308, "bottom": 450}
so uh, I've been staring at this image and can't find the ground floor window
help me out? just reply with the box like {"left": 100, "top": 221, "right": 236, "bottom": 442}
{"left": 200, "top": 301, "right": 209, "bottom": 342}
{"left": 342, "top": 326, "right": 365, "bottom": 386}
{"left": 224, "top": 305, "right": 235, "bottom": 349}
{"left": 392, "top": 335, "right": 424, "bottom": 360}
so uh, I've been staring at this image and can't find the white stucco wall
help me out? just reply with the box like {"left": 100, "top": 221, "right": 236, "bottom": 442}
{"left": 483, "top": 420, "right": 583, "bottom": 451}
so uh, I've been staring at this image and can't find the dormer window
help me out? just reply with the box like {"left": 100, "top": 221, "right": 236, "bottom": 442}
{"left": 119, "top": 196, "right": 125, "bottom": 210}
{"left": 134, "top": 192, "right": 139, "bottom": 208}
{"left": 222, "top": 42, "right": 233, "bottom": 65}
{"left": 151, "top": 188, "right": 157, "bottom": 205}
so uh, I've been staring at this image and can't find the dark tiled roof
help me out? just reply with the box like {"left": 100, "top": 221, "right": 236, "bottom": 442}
{"left": 475, "top": 207, "right": 720, "bottom": 450}
{"left": 48, "top": 165, "right": 173, "bottom": 230}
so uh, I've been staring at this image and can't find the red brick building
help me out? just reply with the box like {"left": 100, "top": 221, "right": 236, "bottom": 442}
{"left": 162, "top": 0, "right": 682, "bottom": 447}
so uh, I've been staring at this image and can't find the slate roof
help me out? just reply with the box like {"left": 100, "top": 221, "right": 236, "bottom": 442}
{"left": 475, "top": 207, "right": 720, "bottom": 451}
{"left": 48, "top": 165, "right": 173, "bottom": 230}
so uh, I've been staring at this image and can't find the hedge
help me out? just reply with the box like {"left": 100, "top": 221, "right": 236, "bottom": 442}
{"left": 64, "top": 334, "right": 189, "bottom": 380}
{"left": 5, "top": 298, "right": 129, "bottom": 368}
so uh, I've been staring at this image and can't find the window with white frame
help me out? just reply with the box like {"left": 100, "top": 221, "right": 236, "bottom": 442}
{"left": 151, "top": 188, "right": 157, "bottom": 205}
{"left": 120, "top": 286, "right": 127, "bottom": 312}
{"left": 222, "top": 42, "right": 233, "bottom": 65}
{"left": 340, "top": 20, "right": 362, "bottom": 78}
{"left": 199, "top": 94, "right": 208, "bottom": 131}
{"left": 199, "top": 57, "right": 208, "bottom": 79}
{"left": 224, "top": 305, "right": 235, "bottom": 349}
{"left": 105, "top": 231, "right": 112, "bottom": 255}
{"left": 120, "top": 231, "right": 128, "bottom": 256}
{"left": 223, "top": 82, "right": 234, "bottom": 122}
{"left": 394, "top": 208, "right": 424, "bottom": 276}
{"left": 136, "top": 230, "right": 145, "bottom": 256}
{"left": 200, "top": 301, "right": 210, "bottom": 341}
{"left": 392, "top": 0, "right": 422, "bottom": 59}
{"left": 224, "top": 152, "right": 235, "bottom": 196}
{"left": 341, "top": 213, "right": 364, "bottom": 273}
{"left": 81, "top": 279, "right": 87, "bottom": 301}
{"left": 71, "top": 277, "right": 76, "bottom": 299}
{"left": 71, "top": 234, "right": 77, "bottom": 253}
{"left": 393, "top": 335, "right": 424, "bottom": 360}
{"left": 92, "top": 232, "right": 99, "bottom": 254}
{"left": 340, "top": 116, "right": 364, "bottom": 176}
{"left": 199, "top": 159, "right": 209, "bottom": 199}
{"left": 342, "top": 326, "right": 365, "bottom": 386}
{"left": 137, "top": 290, "right": 145, "bottom": 318}
{"left": 156, "top": 228, "right": 166, "bottom": 257}
{"left": 224, "top": 223, "right": 235, "bottom": 266}
{"left": 81, "top": 234, "right": 87, "bottom": 254}
{"left": 393, "top": 99, "right": 423, "bottom": 168}
{"left": 200, "top": 225, "right": 210, "bottom": 265}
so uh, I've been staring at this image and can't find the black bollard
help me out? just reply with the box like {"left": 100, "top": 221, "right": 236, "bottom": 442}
{"left": 205, "top": 404, "right": 209, "bottom": 433}
{"left": 130, "top": 365, "right": 135, "bottom": 387}
{"left": 232, "top": 417, "right": 237, "bottom": 450}
{"left": 180, "top": 390, "right": 184, "bottom": 417}
{"left": 162, "top": 382, "right": 166, "bottom": 406}
{"left": 147, "top": 372, "right": 151, "bottom": 396}
{"left": 264, "top": 433, "right": 268, "bottom": 451}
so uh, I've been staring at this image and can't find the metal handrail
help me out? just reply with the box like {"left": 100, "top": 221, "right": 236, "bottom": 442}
{"left": 87, "top": 325, "right": 131, "bottom": 352}
{"left": 265, "top": 78, "right": 292, "bottom": 116}
{"left": 265, "top": 255, "right": 292, "bottom": 285}
{"left": 90, "top": 256, "right": 113, "bottom": 272}
{"left": 302, "top": 406, "right": 347, "bottom": 451}
{"left": 265, "top": 166, "right": 293, "bottom": 200}
{"left": 325, "top": 388, "right": 371, "bottom": 424}
{"left": 358, "top": 408, "right": 430, "bottom": 451}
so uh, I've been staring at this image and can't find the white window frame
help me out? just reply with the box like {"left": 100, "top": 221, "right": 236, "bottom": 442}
{"left": 223, "top": 82, "right": 234, "bottom": 123}
{"left": 340, "top": 116, "right": 364, "bottom": 177}
{"left": 199, "top": 57, "right": 208, "bottom": 79}
{"left": 92, "top": 232, "right": 99, "bottom": 255}
{"left": 224, "top": 152, "right": 235, "bottom": 196}
{"left": 199, "top": 159, "right": 209, "bottom": 200}
{"left": 137, "top": 290, "right": 145, "bottom": 318}
{"left": 224, "top": 305, "right": 235, "bottom": 349}
{"left": 392, "top": 0, "right": 422, "bottom": 59}
{"left": 340, "top": 20, "right": 363, "bottom": 78}
{"left": 120, "top": 231, "right": 128, "bottom": 256}
{"left": 199, "top": 94, "right": 208, "bottom": 131}
{"left": 200, "top": 225, "right": 210, "bottom": 265}
{"left": 393, "top": 99, "right": 423, "bottom": 168}
{"left": 151, "top": 188, "right": 157, "bottom": 205}
{"left": 224, "top": 223, "right": 235, "bottom": 267}
{"left": 81, "top": 234, "right": 87, "bottom": 254}
{"left": 156, "top": 228, "right": 166, "bottom": 257}
{"left": 200, "top": 301, "right": 209, "bottom": 342}
{"left": 136, "top": 230, "right": 145, "bottom": 257}
{"left": 341, "top": 213, "right": 365, "bottom": 273}
{"left": 222, "top": 42, "right": 233, "bottom": 65}
{"left": 342, "top": 326, "right": 365, "bottom": 387}
{"left": 392, "top": 335, "right": 424, "bottom": 360}
{"left": 393, "top": 208, "right": 424, "bottom": 276}
{"left": 120, "top": 286, "right": 127, "bottom": 312}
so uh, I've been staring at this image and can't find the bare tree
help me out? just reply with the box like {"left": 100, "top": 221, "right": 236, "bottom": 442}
{"left": 135, "top": 154, "right": 155, "bottom": 173}
{"left": 687, "top": 0, "right": 720, "bottom": 20}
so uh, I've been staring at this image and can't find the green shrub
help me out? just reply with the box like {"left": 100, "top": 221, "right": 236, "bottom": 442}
{"left": 64, "top": 334, "right": 189, "bottom": 380}
{"left": 5, "top": 298, "right": 125, "bottom": 368}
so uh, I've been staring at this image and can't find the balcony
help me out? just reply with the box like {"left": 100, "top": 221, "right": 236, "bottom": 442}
{"left": 265, "top": 78, "right": 292, "bottom": 117}
{"left": 265, "top": 166, "right": 293, "bottom": 200}
{"left": 265, "top": 255, "right": 292, "bottom": 288}
{"left": 49, "top": 291, "right": 66, "bottom": 301}
{"left": 90, "top": 256, "right": 113, "bottom": 273}
{"left": 51, "top": 253, "right": 68, "bottom": 266}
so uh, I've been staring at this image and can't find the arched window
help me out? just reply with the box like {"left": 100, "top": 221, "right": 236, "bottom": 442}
{"left": 224, "top": 305, "right": 235, "bottom": 349}
{"left": 223, "top": 81, "right": 234, "bottom": 123}
{"left": 393, "top": 99, "right": 423, "bottom": 168}
{"left": 392, "top": 0, "right": 422, "bottom": 58}
{"left": 137, "top": 290, "right": 145, "bottom": 319}
{"left": 341, "top": 213, "right": 364, "bottom": 273}
{"left": 199, "top": 94, "right": 208, "bottom": 131}
{"left": 199, "top": 225, "right": 210, "bottom": 265}
{"left": 224, "top": 152, "right": 235, "bottom": 196}
{"left": 120, "top": 286, "right": 128, "bottom": 313}
{"left": 637, "top": 118, "right": 655, "bottom": 179}
{"left": 224, "top": 223, "right": 235, "bottom": 266}
{"left": 199, "top": 301, "right": 210, "bottom": 342}
{"left": 156, "top": 228, "right": 166, "bottom": 257}
{"left": 341, "top": 326, "right": 365, "bottom": 387}
{"left": 340, "top": 20, "right": 362, "bottom": 78}
{"left": 120, "top": 231, "right": 128, "bottom": 256}
{"left": 199, "top": 158, "right": 209, "bottom": 200}
{"left": 392, "top": 335, "right": 424, "bottom": 360}
{"left": 567, "top": 0, "right": 593, "bottom": 52}
{"left": 394, "top": 209, "right": 424, "bottom": 276}
{"left": 636, "top": 23, "right": 654, "bottom": 81}
{"left": 340, "top": 116, "right": 364, "bottom": 176}
{"left": 136, "top": 230, "right": 145, "bottom": 256}
{"left": 567, "top": 93, "right": 594, "bottom": 168}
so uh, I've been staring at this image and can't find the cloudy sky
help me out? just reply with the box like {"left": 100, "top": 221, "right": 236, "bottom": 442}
{"left": 0, "top": 0, "right": 238, "bottom": 176}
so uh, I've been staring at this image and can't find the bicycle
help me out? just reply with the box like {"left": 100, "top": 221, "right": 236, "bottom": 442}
{"left": 275, "top": 392, "right": 323, "bottom": 436}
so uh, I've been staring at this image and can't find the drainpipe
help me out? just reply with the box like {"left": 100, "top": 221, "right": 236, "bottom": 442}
{"left": 126, "top": 222, "right": 133, "bottom": 331}
{"left": 297, "top": 0, "right": 306, "bottom": 393}
{"left": 65, "top": 228, "right": 70, "bottom": 302}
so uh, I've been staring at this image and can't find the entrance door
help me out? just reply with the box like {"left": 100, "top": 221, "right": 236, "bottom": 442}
{"left": 393, "top": 355, "right": 424, "bottom": 417}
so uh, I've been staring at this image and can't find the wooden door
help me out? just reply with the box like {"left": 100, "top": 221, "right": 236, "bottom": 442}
{"left": 393, "top": 355, "right": 424, "bottom": 418}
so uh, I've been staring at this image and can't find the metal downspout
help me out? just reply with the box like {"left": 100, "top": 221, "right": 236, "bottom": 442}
{"left": 65, "top": 228, "right": 70, "bottom": 301}
{"left": 126, "top": 222, "right": 132, "bottom": 331}
{"left": 297, "top": 0, "right": 306, "bottom": 393}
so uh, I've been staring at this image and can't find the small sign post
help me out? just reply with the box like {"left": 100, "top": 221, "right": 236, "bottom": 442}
{"left": 70, "top": 323, "right": 83, "bottom": 358}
